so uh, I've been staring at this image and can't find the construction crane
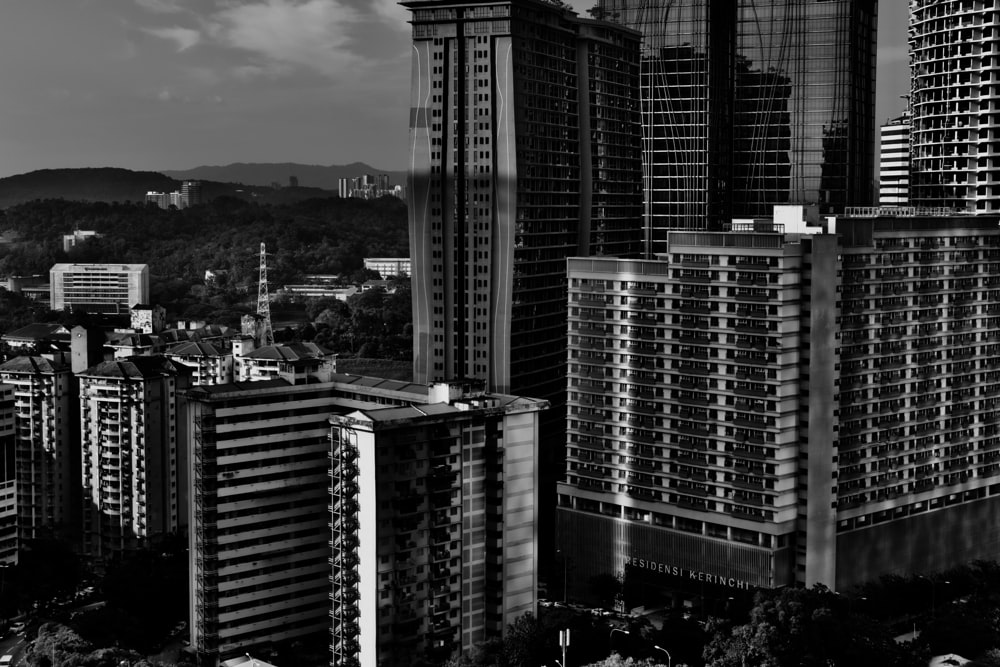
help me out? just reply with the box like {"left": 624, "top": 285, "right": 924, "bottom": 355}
{"left": 257, "top": 242, "right": 274, "bottom": 346}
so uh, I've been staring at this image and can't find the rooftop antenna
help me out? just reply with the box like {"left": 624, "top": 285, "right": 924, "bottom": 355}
{"left": 257, "top": 242, "right": 274, "bottom": 346}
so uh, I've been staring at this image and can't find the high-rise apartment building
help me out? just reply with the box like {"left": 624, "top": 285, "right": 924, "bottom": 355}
{"left": 909, "top": 1, "right": 1000, "bottom": 212}
{"left": 405, "top": 1, "right": 642, "bottom": 563}
{"left": 50, "top": 263, "right": 150, "bottom": 314}
{"left": 0, "top": 356, "right": 78, "bottom": 543}
{"left": 0, "top": 384, "right": 17, "bottom": 564}
{"left": 328, "top": 378, "right": 546, "bottom": 667}
{"left": 185, "top": 372, "right": 545, "bottom": 667}
{"left": 596, "top": 0, "right": 877, "bottom": 251}
{"left": 78, "top": 357, "right": 190, "bottom": 559}
{"left": 880, "top": 113, "right": 912, "bottom": 207}
{"left": 558, "top": 211, "right": 1000, "bottom": 606}
{"left": 187, "top": 379, "right": 337, "bottom": 666}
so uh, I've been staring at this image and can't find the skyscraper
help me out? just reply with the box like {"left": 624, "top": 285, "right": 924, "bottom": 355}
{"left": 405, "top": 0, "right": 641, "bottom": 398}
{"left": 909, "top": 0, "right": 1000, "bottom": 212}
{"left": 597, "top": 0, "right": 877, "bottom": 252}
{"left": 405, "top": 0, "right": 643, "bottom": 568}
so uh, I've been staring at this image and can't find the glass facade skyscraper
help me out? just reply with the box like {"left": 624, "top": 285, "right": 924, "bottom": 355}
{"left": 598, "top": 0, "right": 877, "bottom": 253}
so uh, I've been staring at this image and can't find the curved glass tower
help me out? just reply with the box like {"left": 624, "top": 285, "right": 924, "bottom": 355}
{"left": 910, "top": 0, "right": 1000, "bottom": 213}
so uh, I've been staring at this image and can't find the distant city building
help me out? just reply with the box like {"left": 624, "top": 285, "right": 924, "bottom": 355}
{"left": 338, "top": 175, "right": 402, "bottom": 200}
{"left": 78, "top": 357, "right": 191, "bottom": 559}
{"left": 276, "top": 285, "right": 358, "bottom": 301}
{"left": 909, "top": 2, "right": 1000, "bottom": 212}
{"left": 145, "top": 192, "right": 171, "bottom": 209}
{"left": 328, "top": 378, "right": 547, "bottom": 666}
{"left": 146, "top": 181, "right": 203, "bottom": 209}
{"left": 558, "top": 210, "right": 1000, "bottom": 610}
{"left": 62, "top": 230, "right": 100, "bottom": 253}
{"left": 5, "top": 275, "right": 47, "bottom": 297}
{"left": 363, "top": 257, "right": 411, "bottom": 278}
{"left": 879, "top": 113, "right": 911, "bottom": 207}
{"left": 596, "top": 0, "right": 877, "bottom": 249}
{"left": 50, "top": 263, "right": 149, "bottom": 314}
{"left": 0, "top": 356, "right": 77, "bottom": 544}
{"left": 0, "top": 384, "right": 16, "bottom": 565}
{"left": 360, "top": 280, "right": 396, "bottom": 293}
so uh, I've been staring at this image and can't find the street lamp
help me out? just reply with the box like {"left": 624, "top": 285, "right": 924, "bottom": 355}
{"left": 919, "top": 576, "right": 951, "bottom": 619}
{"left": 557, "top": 549, "right": 568, "bottom": 603}
{"left": 609, "top": 627, "right": 630, "bottom": 644}
{"left": 653, "top": 645, "right": 672, "bottom": 667}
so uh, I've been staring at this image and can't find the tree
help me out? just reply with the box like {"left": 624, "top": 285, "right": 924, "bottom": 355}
{"left": 581, "top": 653, "right": 667, "bottom": 667}
{"left": 702, "top": 586, "right": 910, "bottom": 667}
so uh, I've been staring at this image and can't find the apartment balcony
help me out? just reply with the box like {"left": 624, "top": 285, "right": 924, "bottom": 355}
{"left": 728, "top": 505, "right": 767, "bottom": 522}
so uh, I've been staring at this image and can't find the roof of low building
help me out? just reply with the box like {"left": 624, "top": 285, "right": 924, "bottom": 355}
{"left": 166, "top": 340, "right": 229, "bottom": 357}
{"left": 0, "top": 355, "right": 70, "bottom": 374}
{"left": 328, "top": 372, "right": 426, "bottom": 397}
{"left": 242, "top": 342, "right": 332, "bottom": 361}
{"left": 2, "top": 323, "right": 71, "bottom": 342}
{"left": 78, "top": 355, "right": 191, "bottom": 379}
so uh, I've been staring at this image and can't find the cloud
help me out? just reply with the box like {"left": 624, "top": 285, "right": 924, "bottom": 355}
{"left": 144, "top": 26, "right": 200, "bottom": 51}
{"left": 135, "top": 0, "right": 186, "bottom": 13}
{"left": 206, "top": 0, "right": 366, "bottom": 80}
{"left": 370, "top": 0, "right": 410, "bottom": 29}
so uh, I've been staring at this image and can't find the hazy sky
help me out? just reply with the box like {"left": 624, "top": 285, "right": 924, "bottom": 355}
{"left": 0, "top": 0, "right": 908, "bottom": 177}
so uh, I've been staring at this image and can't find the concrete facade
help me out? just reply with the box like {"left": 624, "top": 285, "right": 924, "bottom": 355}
{"left": 557, "top": 212, "right": 1000, "bottom": 608}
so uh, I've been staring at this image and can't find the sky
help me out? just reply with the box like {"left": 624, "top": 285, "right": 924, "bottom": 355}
{"left": 0, "top": 0, "right": 909, "bottom": 178}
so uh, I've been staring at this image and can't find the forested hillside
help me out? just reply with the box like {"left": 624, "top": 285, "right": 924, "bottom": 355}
{"left": 0, "top": 196, "right": 409, "bottom": 331}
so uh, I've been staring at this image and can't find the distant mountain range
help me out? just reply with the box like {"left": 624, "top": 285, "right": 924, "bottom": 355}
{"left": 161, "top": 162, "right": 407, "bottom": 190}
{"left": 0, "top": 165, "right": 404, "bottom": 209}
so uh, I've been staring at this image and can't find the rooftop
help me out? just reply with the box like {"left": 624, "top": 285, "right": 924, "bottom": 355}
{"left": 2, "top": 323, "right": 71, "bottom": 342}
{"left": 78, "top": 356, "right": 191, "bottom": 380}
{"left": 166, "top": 340, "right": 229, "bottom": 357}
{"left": 242, "top": 342, "right": 332, "bottom": 361}
{"left": 0, "top": 355, "right": 70, "bottom": 374}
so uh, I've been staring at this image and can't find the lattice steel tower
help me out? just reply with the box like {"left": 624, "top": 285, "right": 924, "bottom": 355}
{"left": 257, "top": 242, "right": 274, "bottom": 347}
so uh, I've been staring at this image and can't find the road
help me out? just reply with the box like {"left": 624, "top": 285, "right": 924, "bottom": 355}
{"left": 0, "top": 631, "right": 29, "bottom": 667}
